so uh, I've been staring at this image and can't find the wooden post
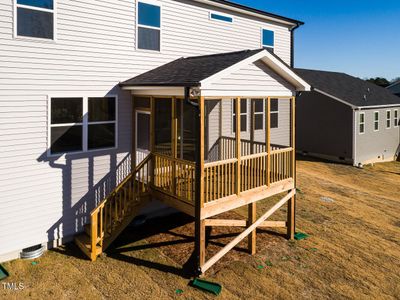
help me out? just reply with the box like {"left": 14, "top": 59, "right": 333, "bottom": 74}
{"left": 235, "top": 97, "right": 241, "bottom": 195}
{"left": 248, "top": 99, "right": 256, "bottom": 254}
{"left": 150, "top": 96, "right": 155, "bottom": 185}
{"left": 171, "top": 97, "right": 177, "bottom": 195}
{"left": 266, "top": 97, "right": 271, "bottom": 187}
{"left": 195, "top": 96, "right": 206, "bottom": 274}
{"left": 287, "top": 96, "right": 296, "bottom": 240}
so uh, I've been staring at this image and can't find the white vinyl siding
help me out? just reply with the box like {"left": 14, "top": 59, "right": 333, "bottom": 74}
{"left": 0, "top": 0, "right": 293, "bottom": 258}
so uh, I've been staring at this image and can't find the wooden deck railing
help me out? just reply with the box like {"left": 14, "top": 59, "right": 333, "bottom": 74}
{"left": 89, "top": 154, "right": 151, "bottom": 253}
{"left": 204, "top": 147, "right": 294, "bottom": 205}
{"left": 153, "top": 152, "right": 196, "bottom": 204}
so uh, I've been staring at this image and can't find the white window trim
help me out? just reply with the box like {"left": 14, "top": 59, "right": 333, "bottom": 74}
{"left": 232, "top": 99, "right": 248, "bottom": 133}
{"left": 386, "top": 110, "right": 391, "bottom": 129}
{"left": 253, "top": 99, "right": 265, "bottom": 131}
{"left": 373, "top": 111, "right": 379, "bottom": 132}
{"left": 136, "top": 0, "right": 162, "bottom": 53}
{"left": 209, "top": 11, "right": 234, "bottom": 23}
{"left": 394, "top": 109, "right": 399, "bottom": 128}
{"left": 13, "top": 0, "right": 57, "bottom": 42}
{"left": 359, "top": 112, "right": 365, "bottom": 134}
{"left": 260, "top": 27, "right": 275, "bottom": 50}
{"left": 47, "top": 94, "right": 118, "bottom": 157}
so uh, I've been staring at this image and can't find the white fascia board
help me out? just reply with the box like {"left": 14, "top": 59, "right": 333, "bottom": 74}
{"left": 192, "top": 0, "right": 298, "bottom": 27}
{"left": 200, "top": 49, "right": 311, "bottom": 92}
{"left": 356, "top": 103, "right": 400, "bottom": 109}
{"left": 387, "top": 81, "right": 400, "bottom": 89}
{"left": 201, "top": 90, "right": 294, "bottom": 97}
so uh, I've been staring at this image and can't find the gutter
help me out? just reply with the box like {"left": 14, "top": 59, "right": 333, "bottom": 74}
{"left": 289, "top": 23, "right": 300, "bottom": 68}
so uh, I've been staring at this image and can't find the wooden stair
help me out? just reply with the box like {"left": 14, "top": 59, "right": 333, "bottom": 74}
{"left": 74, "top": 154, "right": 152, "bottom": 261}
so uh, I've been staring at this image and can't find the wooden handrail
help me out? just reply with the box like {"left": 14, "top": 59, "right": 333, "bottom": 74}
{"left": 270, "top": 147, "right": 293, "bottom": 155}
{"left": 204, "top": 158, "right": 238, "bottom": 168}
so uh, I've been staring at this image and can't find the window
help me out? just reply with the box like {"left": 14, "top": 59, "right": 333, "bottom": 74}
{"left": 210, "top": 12, "right": 233, "bottom": 23}
{"left": 270, "top": 99, "right": 279, "bottom": 128}
{"left": 394, "top": 110, "right": 399, "bottom": 127}
{"left": 88, "top": 97, "right": 116, "bottom": 150}
{"left": 232, "top": 99, "right": 247, "bottom": 133}
{"left": 359, "top": 112, "right": 365, "bottom": 134}
{"left": 137, "top": 1, "right": 161, "bottom": 51}
{"left": 49, "top": 96, "right": 117, "bottom": 155}
{"left": 386, "top": 110, "right": 391, "bottom": 129}
{"left": 374, "top": 111, "right": 379, "bottom": 131}
{"left": 16, "top": 0, "right": 54, "bottom": 40}
{"left": 262, "top": 29, "right": 274, "bottom": 53}
{"left": 253, "top": 99, "right": 264, "bottom": 130}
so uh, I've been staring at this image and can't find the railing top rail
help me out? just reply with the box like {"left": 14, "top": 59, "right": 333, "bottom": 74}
{"left": 204, "top": 158, "right": 238, "bottom": 168}
{"left": 241, "top": 152, "right": 268, "bottom": 160}
{"left": 153, "top": 152, "right": 196, "bottom": 166}
{"left": 270, "top": 147, "right": 293, "bottom": 154}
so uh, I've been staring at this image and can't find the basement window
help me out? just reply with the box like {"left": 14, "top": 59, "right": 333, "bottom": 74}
{"left": 394, "top": 110, "right": 399, "bottom": 128}
{"left": 374, "top": 111, "right": 379, "bottom": 131}
{"left": 137, "top": 1, "right": 161, "bottom": 51}
{"left": 16, "top": 0, "right": 54, "bottom": 40}
{"left": 386, "top": 110, "right": 391, "bottom": 129}
{"left": 50, "top": 96, "right": 117, "bottom": 155}
{"left": 270, "top": 99, "right": 279, "bottom": 128}
{"left": 232, "top": 99, "right": 248, "bottom": 133}
{"left": 262, "top": 29, "right": 274, "bottom": 53}
{"left": 359, "top": 112, "right": 365, "bottom": 134}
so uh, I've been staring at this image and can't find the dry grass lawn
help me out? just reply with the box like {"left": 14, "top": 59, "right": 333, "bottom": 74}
{"left": 1, "top": 158, "right": 399, "bottom": 299}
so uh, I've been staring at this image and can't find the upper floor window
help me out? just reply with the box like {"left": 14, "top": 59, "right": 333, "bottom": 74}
{"left": 262, "top": 29, "right": 274, "bottom": 53}
{"left": 374, "top": 111, "right": 379, "bottom": 131}
{"left": 232, "top": 99, "right": 247, "bottom": 133}
{"left": 137, "top": 1, "right": 161, "bottom": 51}
{"left": 386, "top": 110, "right": 391, "bottom": 129}
{"left": 394, "top": 110, "right": 399, "bottom": 128}
{"left": 50, "top": 96, "right": 117, "bottom": 155}
{"left": 210, "top": 12, "right": 233, "bottom": 23}
{"left": 270, "top": 99, "right": 279, "bottom": 128}
{"left": 359, "top": 112, "right": 365, "bottom": 134}
{"left": 16, "top": 0, "right": 54, "bottom": 40}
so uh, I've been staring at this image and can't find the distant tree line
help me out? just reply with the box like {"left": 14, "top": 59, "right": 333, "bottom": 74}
{"left": 366, "top": 77, "right": 400, "bottom": 88}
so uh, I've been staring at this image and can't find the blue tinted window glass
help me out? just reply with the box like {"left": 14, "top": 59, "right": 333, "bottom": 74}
{"left": 17, "top": 0, "right": 53, "bottom": 9}
{"left": 262, "top": 29, "right": 274, "bottom": 47}
{"left": 210, "top": 13, "right": 233, "bottom": 23}
{"left": 138, "top": 2, "right": 160, "bottom": 28}
{"left": 17, "top": 7, "right": 53, "bottom": 39}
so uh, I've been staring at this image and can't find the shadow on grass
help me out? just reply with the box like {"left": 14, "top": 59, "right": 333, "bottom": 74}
{"left": 51, "top": 212, "right": 288, "bottom": 278}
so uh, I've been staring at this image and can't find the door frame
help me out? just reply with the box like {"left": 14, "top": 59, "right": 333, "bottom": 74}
{"left": 135, "top": 109, "right": 151, "bottom": 154}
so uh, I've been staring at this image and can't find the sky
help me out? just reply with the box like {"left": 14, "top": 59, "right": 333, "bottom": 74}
{"left": 234, "top": 0, "right": 400, "bottom": 80}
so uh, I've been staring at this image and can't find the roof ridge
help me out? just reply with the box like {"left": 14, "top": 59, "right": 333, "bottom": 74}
{"left": 184, "top": 49, "right": 263, "bottom": 60}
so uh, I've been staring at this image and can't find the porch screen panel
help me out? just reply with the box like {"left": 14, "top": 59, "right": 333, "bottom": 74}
{"left": 177, "top": 99, "right": 197, "bottom": 161}
{"left": 155, "top": 99, "right": 172, "bottom": 155}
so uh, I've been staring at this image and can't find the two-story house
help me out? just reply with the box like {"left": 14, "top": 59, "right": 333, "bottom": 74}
{"left": 0, "top": 0, "right": 310, "bottom": 274}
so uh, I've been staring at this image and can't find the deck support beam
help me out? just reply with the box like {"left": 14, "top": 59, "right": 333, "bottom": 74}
{"left": 287, "top": 96, "right": 296, "bottom": 239}
{"left": 195, "top": 95, "right": 206, "bottom": 274}
{"left": 201, "top": 189, "right": 295, "bottom": 274}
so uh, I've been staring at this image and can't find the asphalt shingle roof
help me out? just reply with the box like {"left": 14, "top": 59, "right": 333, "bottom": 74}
{"left": 120, "top": 49, "right": 264, "bottom": 87}
{"left": 294, "top": 68, "right": 400, "bottom": 107}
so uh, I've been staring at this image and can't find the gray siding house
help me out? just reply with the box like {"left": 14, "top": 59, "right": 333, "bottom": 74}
{"left": 0, "top": 0, "right": 310, "bottom": 268}
{"left": 387, "top": 81, "right": 400, "bottom": 97}
{"left": 295, "top": 69, "right": 400, "bottom": 166}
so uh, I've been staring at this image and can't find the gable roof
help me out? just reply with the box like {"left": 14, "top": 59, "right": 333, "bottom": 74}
{"left": 120, "top": 49, "right": 263, "bottom": 87}
{"left": 387, "top": 80, "right": 400, "bottom": 89}
{"left": 120, "top": 49, "right": 311, "bottom": 92}
{"left": 295, "top": 68, "right": 400, "bottom": 107}
{"left": 203, "top": 0, "right": 303, "bottom": 27}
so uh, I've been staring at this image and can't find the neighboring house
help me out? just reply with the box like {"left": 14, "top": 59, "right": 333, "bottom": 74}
{"left": 0, "top": 0, "right": 310, "bottom": 273}
{"left": 295, "top": 69, "right": 400, "bottom": 166}
{"left": 387, "top": 80, "right": 400, "bottom": 97}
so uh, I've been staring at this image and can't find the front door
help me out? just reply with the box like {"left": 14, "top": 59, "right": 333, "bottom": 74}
{"left": 136, "top": 110, "right": 150, "bottom": 164}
